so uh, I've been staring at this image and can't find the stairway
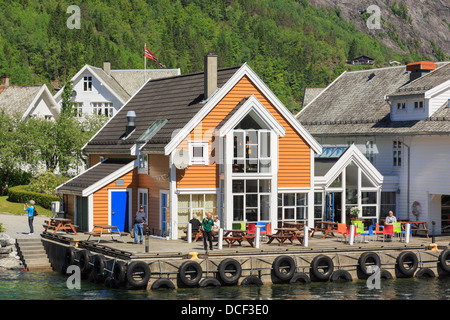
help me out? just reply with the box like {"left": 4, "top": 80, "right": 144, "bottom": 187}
{"left": 16, "top": 238, "right": 52, "bottom": 271}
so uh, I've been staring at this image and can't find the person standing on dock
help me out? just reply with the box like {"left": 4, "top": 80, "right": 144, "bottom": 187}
{"left": 24, "top": 200, "right": 36, "bottom": 235}
{"left": 201, "top": 212, "right": 214, "bottom": 254}
{"left": 134, "top": 205, "right": 147, "bottom": 244}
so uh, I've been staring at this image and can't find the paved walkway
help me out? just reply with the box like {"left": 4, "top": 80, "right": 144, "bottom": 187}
{"left": 0, "top": 213, "right": 49, "bottom": 239}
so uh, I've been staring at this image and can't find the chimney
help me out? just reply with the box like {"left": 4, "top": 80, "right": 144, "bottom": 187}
{"left": 406, "top": 61, "right": 436, "bottom": 82}
{"left": 204, "top": 53, "right": 218, "bottom": 100}
{"left": 103, "top": 61, "right": 111, "bottom": 76}
{"left": 125, "top": 110, "right": 136, "bottom": 136}
{"left": 0, "top": 76, "right": 10, "bottom": 87}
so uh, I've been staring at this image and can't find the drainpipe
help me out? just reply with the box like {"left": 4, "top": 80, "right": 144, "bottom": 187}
{"left": 402, "top": 140, "right": 411, "bottom": 221}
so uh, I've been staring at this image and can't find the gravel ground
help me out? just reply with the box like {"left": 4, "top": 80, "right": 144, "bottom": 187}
{"left": 0, "top": 213, "right": 48, "bottom": 239}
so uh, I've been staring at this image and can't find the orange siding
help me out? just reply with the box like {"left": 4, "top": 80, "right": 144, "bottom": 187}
{"left": 92, "top": 168, "right": 137, "bottom": 232}
{"left": 138, "top": 154, "right": 170, "bottom": 231}
{"left": 176, "top": 75, "right": 311, "bottom": 189}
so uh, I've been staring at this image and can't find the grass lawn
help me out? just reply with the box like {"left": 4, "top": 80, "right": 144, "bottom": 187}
{"left": 0, "top": 196, "right": 52, "bottom": 216}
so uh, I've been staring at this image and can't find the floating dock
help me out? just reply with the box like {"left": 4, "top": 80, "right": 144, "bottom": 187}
{"left": 40, "top": 232, "right": 450, "bottom": 290}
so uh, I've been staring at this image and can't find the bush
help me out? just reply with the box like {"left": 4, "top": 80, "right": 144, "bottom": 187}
{"left": 26, "top": 171, "right": 69, "bottom": 195}
{"left": 0, "top": 168, "right": 32, "bottom": 196}
{"left": 7, "top": 185, "right": 60, "bottom": 210}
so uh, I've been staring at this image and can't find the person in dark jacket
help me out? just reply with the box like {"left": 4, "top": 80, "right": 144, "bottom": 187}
{"left": 134, "top": 206, "right": 147, "bottom": 244}
{"left": 201, "top": 212, "right": 214, "bottom": 253}
{"left": 189, "top": 214, "right": 201, "bottom": 233}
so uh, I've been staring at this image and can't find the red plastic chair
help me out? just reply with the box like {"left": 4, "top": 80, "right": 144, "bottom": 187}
{"left": 246, "top": 223, "right": 256, "bottom": 236}
{"left": 383, "top": 224, "right": 394, "bottom": 242}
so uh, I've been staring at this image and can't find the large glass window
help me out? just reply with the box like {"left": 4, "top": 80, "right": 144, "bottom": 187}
{"left": 278, "top": 193, "right": 308, "bottom": 224}
{"left": 232, "top": 179, "right": 271, "bottom": 222}
{"left": 380, "top": 192, "right": 396, "bottom": 218}
{"left": 314, "top": 192, "right": 323, "bottom": 219}
{"left": 178, "top": 194, "right": 217, "bottom": 236}
{"left": 233, "top": 130, "right": 271, "bottom": 173}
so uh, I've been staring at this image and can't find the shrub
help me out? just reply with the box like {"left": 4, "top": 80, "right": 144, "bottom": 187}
{"left": 26, "top": 171, "right": 69, "bottom": 195}
{"left": 7, "top": 185, "right": 60, "bottom": 210}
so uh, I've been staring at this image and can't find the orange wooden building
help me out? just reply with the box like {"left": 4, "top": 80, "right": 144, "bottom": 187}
{"left": 56, "top": 54, "right": 322, "bottom": 239}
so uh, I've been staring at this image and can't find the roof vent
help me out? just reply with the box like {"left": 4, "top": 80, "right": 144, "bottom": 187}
{"left": 125, "top": 110, "right": 136, "bottom": 136}
{"left": 367, "top": 72, "right": 375, "bottom": 81}
{"left": 406, "top": 61, "right": 436, "bottom": 82}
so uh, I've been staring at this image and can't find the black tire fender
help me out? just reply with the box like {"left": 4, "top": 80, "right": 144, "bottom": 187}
{"left": 111, "top": 260, "right": 127, "bottom": 288}
{"left": 151, "top": 278, "right": 175, "bottom": 290}
{"left": 65, "top": 246, "right": 77, "bottom": 266}
{"left": 178, "top": 260, "right": 203, "bottom": 287}
{"left": 380, "top": 269, "right": 393, "bottom": 280}
{"left": 240, "top": 275, "right": 263, "bottom": 287}
{"left": 199, "top": 278, "right": 222, "bottom": 288}
{"left": 330, "top": 270, "right": 353, "bottom": 282}
{"left": 415, "top": 267, "right": 435, "bottom": 279}
{"left": 396, "top": 251, "right": 418, "bottom": 277}
{"left": 272, "top": 255, "right": 296, "bottom": 282}
{"left": 289, "top": 272, "right": 311, "bottom": 284}
{"left": 91, "top": 254, "right": 107, "bottom": 283}
{"left": 77, "top": 250, "right": 91, "bottom": 275}
{"left": 310, "top": 255, "right": 334, "bottom": 281}
{"left": 438, "top": 249, "right": 450, "bottom": 274}
{"left": 217, "top": 258, "right": 242, "bottom": 286}
{"left": 358, "top": 252, "right": 381, "bottom": 276}
{"left": 126, "top": 260, "right": 151, "bottom": 289}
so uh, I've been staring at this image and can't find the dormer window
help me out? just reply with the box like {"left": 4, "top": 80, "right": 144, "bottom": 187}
{"left": 397, "top": 102, "right": 405, "bottom": 110}
{"left": 414, "top": 101, "right": 423, "bottom": 109}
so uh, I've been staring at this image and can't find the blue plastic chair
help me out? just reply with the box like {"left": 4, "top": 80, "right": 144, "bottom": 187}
{"left": 360, "top": 225, "right": 374, "bottom": 242}
{"left": 256, "top": 222, "right": 267, "bottom": 240}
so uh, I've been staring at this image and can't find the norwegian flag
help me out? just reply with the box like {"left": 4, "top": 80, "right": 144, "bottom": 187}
{"left": 145, "top": 45, "right": 166, "bottom": 68}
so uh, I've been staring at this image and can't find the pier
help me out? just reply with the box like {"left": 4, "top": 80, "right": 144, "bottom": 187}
{"left": 40, "top": 230, "right": 450, "bottom": 290}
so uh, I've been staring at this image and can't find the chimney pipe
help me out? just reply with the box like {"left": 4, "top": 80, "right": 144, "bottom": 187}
{"left": 204, "top": 53, "right": 218, "bottom": 100}
{"left": 0, "top": 76, "right": 10, "bottom": 87}
{"left": 103, "top": 61, "right": 111, "bottom": 76}
{"left": 126, "top": 110, "right": 136, "bottom": 136}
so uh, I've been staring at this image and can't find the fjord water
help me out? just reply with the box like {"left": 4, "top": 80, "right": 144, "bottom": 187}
{"left": 1, "top": 270, "right": 449, "bottom": 300}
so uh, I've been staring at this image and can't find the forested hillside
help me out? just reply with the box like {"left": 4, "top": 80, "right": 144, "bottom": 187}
{"left": 0, "top": 0, "right": 438, "bottom": 111}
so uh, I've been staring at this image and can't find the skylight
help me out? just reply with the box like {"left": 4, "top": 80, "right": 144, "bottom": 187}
{"left": 136, "top": 119, "right": 167, "bottom": 144}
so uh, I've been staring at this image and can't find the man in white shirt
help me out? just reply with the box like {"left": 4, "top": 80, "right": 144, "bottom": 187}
{"left": 385, "top": 211, "right": 397, "bottom": 225}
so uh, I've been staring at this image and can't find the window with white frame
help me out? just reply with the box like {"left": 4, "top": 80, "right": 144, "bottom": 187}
{"left": 83, "top": 76, "right": 92, "bottom": 92}
{"left": 189, "top": 141, "right": 208, "bottom": 165}
{"left": 92, "top": 102, "right": 114, "bottom": 117}
{"left": 314, "top": 192, "right": 323, "bottom": 220}
{"left": 365, "top": 140, "right": 374, "bottom": 163}
{"left": 277, "top": 193, "right": 308, "bottom": 224}
{"left": 178, "top": 194, "right": 217, "bottom": 236}
{"left": 138, "top": 153, "right": 148, "bottom": 172}
{"left": 397, "top": 102, "right": 405, "bottom": 110}
{"left": 138, "top": 188, "right": 148, "bottom": 219}
{"left": 232, "top": 130, "right": 271, "bottom": 173}
{"left": 393, "top": 140, "right": 402, "bottom": 167}
{"left": 414, "top": 101, "right": 424, "bottom": 109}
{"left": 74, "top": 102, "right": 83, "bottom": 118}
{"left": 232, "top": 179, "right": 271, "bottom": 222}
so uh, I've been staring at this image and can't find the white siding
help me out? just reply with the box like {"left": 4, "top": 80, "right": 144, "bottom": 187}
{"left": 429, "top": 87, "right": 450, "bottom": 115}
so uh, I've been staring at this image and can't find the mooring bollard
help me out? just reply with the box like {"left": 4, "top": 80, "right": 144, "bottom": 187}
{"left": 303, "top": 226, "right": 309, "bottom": 247}
{"left": 255, "top": 226, "right": 261, "bottom": 248}
{"left": 187, "top": 223, "right": 192, "bottom": 244}
{"left": 405, "top": 223, "right": 411, "bottom": 243}
{"left": 218, "top": 228, "right": 223, "bottom": 250}
{"left": 349, "top": 225, "right": 355, "bottom": 245}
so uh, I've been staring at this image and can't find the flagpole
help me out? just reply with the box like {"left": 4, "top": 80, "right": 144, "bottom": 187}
{"left": 144, "top": 43, "right": 147, "bottom": 82}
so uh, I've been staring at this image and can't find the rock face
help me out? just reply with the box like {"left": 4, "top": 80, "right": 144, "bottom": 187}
{"left": 0, "top": 233, "right": 23, "bottom": 270}
{"left": 308, "top": 0, "right": 450, "bottom": 59}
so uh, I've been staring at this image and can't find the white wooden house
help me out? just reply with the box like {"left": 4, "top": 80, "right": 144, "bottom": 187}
{"left": 53, "top": 62, "right": 181, "bottom": 119}
{"left": 296, "top": 61, "right": 450, "bottom": 235}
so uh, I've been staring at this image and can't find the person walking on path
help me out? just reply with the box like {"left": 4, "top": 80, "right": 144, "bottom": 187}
{"left": 201, "top": 212, "right": 214, "bottom": 254}
{"left": 134, "top": 206, "right": 147, "bottom": 244}
{"left": 23, "top": 200, "right": 36, "bottom": 235}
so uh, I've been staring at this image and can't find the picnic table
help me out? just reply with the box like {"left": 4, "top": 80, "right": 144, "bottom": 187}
{"left": 311, "top": 221, "right": 338, "bottom": 239}
{"left": 400, "top": 221, "right": 429, "bottom": 238}
{"left": 43, "top": 218, "right": 78, "bottom": 235}
{"left": 222, "top": 230, "right": 255, "bottom": 248}
{"left": 282, "top": 221, "right": 305, "bottom": 228}
{"left": 84, "top": 225, "right": 125, "bottom": 243}
{"left": 267, "top": 227, "right": 301, "bottom": 246}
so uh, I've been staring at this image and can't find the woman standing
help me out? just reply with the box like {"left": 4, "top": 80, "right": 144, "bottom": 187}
{"left": 24, "top": 200, "right": 36, "bottom": 235}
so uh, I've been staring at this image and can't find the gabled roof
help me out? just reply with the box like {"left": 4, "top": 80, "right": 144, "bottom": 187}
{"left": 83, "top": 66, "right": 240, "bottom": 154}
{"left": 56, "top": 158, "right": 135, "bottom": 196}
{"left": 297, "top": 62, "right": 450, "bottom": 136}
{"left": 0, "top": 84, "right": 58, "bottom": 119}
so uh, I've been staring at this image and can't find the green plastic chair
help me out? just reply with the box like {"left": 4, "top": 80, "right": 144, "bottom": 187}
{"left": 355, "top": 222, "right": 364, "bottom": 242}
{"left": 232, "top": 222, "right": 245, "bottom": 230}
{"left": 393, "top": 222, "right": 402, "bottom": 241}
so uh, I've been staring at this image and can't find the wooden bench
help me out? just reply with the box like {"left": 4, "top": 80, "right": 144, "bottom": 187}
{"left": 266, "top": 234, "right": 294, "bottom": 246}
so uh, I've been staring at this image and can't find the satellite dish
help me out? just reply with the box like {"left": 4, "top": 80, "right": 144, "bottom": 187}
{"left": 173, "top": 148, "right": 189, "bottom": 170}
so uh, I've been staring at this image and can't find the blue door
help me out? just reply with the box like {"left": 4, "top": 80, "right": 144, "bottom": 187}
{"left": 111, "top": 191, "right": 129, "bottom": 232}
